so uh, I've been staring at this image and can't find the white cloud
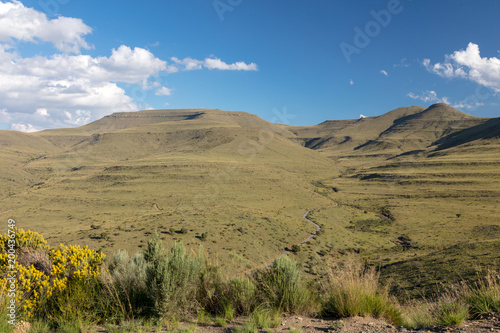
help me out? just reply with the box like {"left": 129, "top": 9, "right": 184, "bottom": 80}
{"left": 380, "top": 70, "right": 388, "bottom": 76}
{"left": 171, "top": 57, "right": 202, "bottom": 70}
{"left": 13, "top": 45, "right": 169, "bottom": 85}
{"left": 35, "top": 108, "right": 49, "bottom": 117}
{"left": 11, "top": 123, "right": 38, "bottom": 132}
{"left": 204, "top": 57, "right": 258, "bottom": 71}
{"left": 407, "top": 90, "right": 450, "bottom": 104}
{"left": 407, "top": 90, "right": 486, "bottom": 109}
{"left": 0, "top": 0, "right": 92, "bottom": 53}
{"left": 452, "top": 101, "right": 484, "bottom": 109}
{"left": 155, "top": 86, "right": 172, "bottom": 96}
{"left": 423, "top": 42, "right": 500, "bottom": 92}
{"left": 0, "top": 2, "right": 259, "bottom": 132}
{"left": 171, "top": 56, "right": 258, "bottom": 71}
{"left": 349, "top": 79, "right": 354, "bottom": 85}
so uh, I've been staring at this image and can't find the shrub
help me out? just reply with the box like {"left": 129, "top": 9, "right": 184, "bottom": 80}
{"left": 144, "top": 234, "right": 203, "bottom": 319}
{"left": 0, "top": 228, "right": 105, "bottom": 319}
{"left": 258, "top": 256, "right": 314, "bottom": 314}
{"left": 180, "top": 228, "right": 188, "bottom": 234}
{"left": 104, "top": 250, "right": 149, "bottom": 319}
{"left": 229, "top": 276, "right": 257, "bottom": 315}
{"left": 380, "top": 206, "right": 395, "bottom": 221}
{"left": 291, "top": 245, "right": 300, "bottom": 253}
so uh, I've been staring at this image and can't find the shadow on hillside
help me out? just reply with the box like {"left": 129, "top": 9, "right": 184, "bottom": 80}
{"left": 433, "top": 117, "right": 500, "bottom": 151}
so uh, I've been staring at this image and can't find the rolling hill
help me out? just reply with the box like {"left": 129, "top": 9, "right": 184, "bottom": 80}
{"left": 1, "top": 104, "right": 499, "bottom": 292}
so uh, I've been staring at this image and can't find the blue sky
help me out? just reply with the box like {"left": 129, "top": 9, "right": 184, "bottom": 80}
{"left": 1, "top": 0, "right": 499, "bottom": 131}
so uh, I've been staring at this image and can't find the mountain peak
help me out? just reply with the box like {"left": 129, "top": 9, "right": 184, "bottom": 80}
{"left": 422, "top": 103, "right": 474, "bottom": 119}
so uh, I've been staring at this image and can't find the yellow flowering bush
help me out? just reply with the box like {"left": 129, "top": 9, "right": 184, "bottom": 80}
{"left": 0, "top": 228, "right": 105, "bottom": 318}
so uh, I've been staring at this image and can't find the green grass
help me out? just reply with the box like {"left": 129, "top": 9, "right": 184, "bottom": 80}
{"left": 258, "top": 256, "right": 315, "bottom": 314}
{"left": 2, "top": 106, "right": 500, "bottom": 326}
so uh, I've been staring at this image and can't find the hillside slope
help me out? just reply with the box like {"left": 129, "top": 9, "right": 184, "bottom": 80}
{"left": 287, "top": 104, "right": 495, "bottom": 158}
{"left": 1, "top": 108, "right": 336, "bottom": 274}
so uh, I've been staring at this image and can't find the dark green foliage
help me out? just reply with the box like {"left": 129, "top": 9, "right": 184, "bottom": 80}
{"left": 380, "top": 206, "right": 395, "bottom": 221}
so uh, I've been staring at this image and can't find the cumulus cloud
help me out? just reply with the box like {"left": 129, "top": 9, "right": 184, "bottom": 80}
{"left": 11, "top": 123, "right": 38, "bottom": 132}
{"left": 0, "top": 0, "right": 92, "bottom": 53}
{"left": 407, "top": 90, "right": 450, "bottom": 104}
{"left": 0, "top": 2, "right": 259, "bottom": 132}
{"left": 204, "top": 57, "right": 258, "bottom": 71}
{"left": 155, "top": 87, "right": 172, "bottom": 96}
{"left": 423, "top": 42, "right": 500, "bottom": 92}
{"left": 380, "top": 70, "right": 388, "bottom": 76}
{"left": 171, "top": 56, "right": 258, "bottom": 71}
{"left": 407, "top": 90, "right": 485, "bottom": 109}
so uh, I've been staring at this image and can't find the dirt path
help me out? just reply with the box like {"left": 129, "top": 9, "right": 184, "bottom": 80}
{"left": 93, "top": 315, "right": 500, "bottom": 333}
{"left": 233, "top": 209, "right": 323, "bottom": 278}
{"left": 0, "top": 210, "right": 12, "bottom": 216}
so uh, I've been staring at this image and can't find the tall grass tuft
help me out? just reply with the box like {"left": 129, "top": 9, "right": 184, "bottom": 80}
{"left": 258, "top": 256, "right": 314, "bottom": 314}
{"left": 400, "top": 300, "right": 435, "bottom": 329}
{"left": 322, "top": 260, "right": 402, "bottom": 325}
{"left": 461, "top": 270, "right": 500, "bottom": 319}
{"left": 435, "top": 296, "right": 468, "bottom": 326}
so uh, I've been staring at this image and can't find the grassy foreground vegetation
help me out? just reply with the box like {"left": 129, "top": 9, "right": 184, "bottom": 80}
{"left": 1, "top": 229, "right": 500, "bottom": 332}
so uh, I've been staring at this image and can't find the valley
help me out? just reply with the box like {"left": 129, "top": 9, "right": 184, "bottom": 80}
{"left": 1, "top": 104, "right": 499, "bottom": 297}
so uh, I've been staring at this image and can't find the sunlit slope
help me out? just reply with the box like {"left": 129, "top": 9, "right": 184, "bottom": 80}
{"left": 34, "top": 109, "right": 294, "bottom": 148}
{"left": 287, "top": 106, "right": 426, "bottom": 152}
{"left": 287, "top": 104, "right": 492, "bottom": 157}
{"left": 0, "top": 130, "right": 60, "bottom": 197}
{"left": 355, "top": 103, "right": 487, "bottom": 154}
{"left": 2, "top": 109, "right": 337, "bottom": 274}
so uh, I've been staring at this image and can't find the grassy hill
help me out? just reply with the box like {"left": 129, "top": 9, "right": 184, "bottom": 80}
{"left": 1, "top": 109, "right": 336, "bottom": 275}
{"left": 1, "top": 105, "right": 499, "bottom": 296}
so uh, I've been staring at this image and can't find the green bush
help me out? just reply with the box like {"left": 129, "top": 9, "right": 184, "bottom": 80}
{"left": 34, "top": 277, "right": 102, "bottom": 329}
{"left": 105, "top": 250, "right": 149, "bottom": 319}
{"left": 144, "top": 234, "right": 203, "bottom": 319}
{"left": 229, "top": 276, "right": 257, "bottom": 315}
{"left": 258, "top": 256, "right": 314, "bottom": 314}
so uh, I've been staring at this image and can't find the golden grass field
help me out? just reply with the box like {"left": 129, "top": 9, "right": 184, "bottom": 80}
{"left": 1, "top": 105, "right": 499, "bottom": 296}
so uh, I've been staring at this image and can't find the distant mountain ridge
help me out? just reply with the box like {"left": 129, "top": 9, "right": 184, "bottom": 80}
{"left": 0, "top": 104, "right": 498, "bottom": 160}
{"left": 289, "top": 103, "right": 497, "bottom": 156}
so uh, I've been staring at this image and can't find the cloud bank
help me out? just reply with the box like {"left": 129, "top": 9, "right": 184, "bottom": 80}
{"left": 423, "top": 42, "right": 500, "bottom": 93}
{"left": 0, "top": 1, "right": 258, "bottom": 131}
